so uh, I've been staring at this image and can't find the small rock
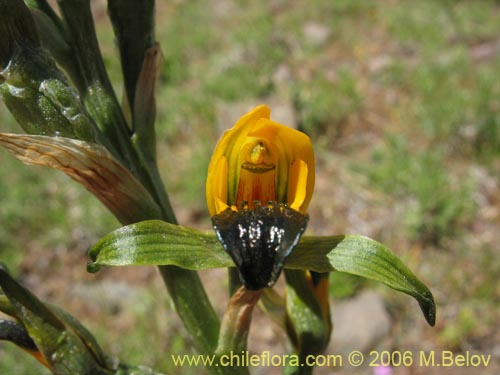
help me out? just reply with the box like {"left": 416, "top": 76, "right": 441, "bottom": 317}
{"left": 215, "top": 97, "right": 297, "bottom": 134}
{"left": 272, "top": 64, "right": 292, "bottom": 86}
{"left": 302, "top": 22, "right": 330, "bottom": 46}
{"left": 267, "top": 96, "right": 297, "bottom": 129}
{"left": 215, "top": 100, "right": 260, "bottom": 134}
{"left": 329, "top": 290, "right": 391, "bottom": 355}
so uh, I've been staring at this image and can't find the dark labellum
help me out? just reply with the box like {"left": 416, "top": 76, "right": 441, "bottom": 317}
{"left": 212, "top": 201, "right": 308, "bottom": 290}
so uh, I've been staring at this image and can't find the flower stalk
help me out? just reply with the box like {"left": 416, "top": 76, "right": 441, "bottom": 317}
{"left": 216, "top": 286, "right": 263, "bottom": 356}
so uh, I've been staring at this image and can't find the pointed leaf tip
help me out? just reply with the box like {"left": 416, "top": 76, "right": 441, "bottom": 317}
{"left": 86, "top": 262, "right": 101, "bottom": 274}
{"left": 417, "top": 292, "right": 436, "bottom": 327}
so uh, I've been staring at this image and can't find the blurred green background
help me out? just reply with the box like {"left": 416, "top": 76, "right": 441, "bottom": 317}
{"left": 1, "top": 0, "right": 499, "bottom": 374}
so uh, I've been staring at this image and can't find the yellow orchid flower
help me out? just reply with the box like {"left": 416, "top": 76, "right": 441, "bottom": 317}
{"left": 206, "top": 104, "right": 315, "bottom": 215}
{"left": 206, "top": 105, "right": 315, "bottom": 290}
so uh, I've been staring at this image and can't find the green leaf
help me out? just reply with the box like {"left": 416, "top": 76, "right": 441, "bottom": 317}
{"left": 55, "top": 0, "right": 144, "bottom": 178}
{"left": 295, "top": 235, "right": 436, "bottom": 326}
{"left": 0, "top": 263, "right": 166, "bottom": 374}
{"left": 88, "top": 220, "right": 232, "bottom": 272}
{"left": 0, "top": 319, "right": 38, "bottom": 354}
{"left": 0, "top": 3, "right": 99, "bottom": 142}
{"left": 284, "top": 270, "right": 331, "bottom": 375}
{"left": 27, "top": 5, "right": 75, "bottom": 78}
{"left": 55, "top": 0, "right": 115, "bottom": 96}
{"left": 0, "top": 0, "right": 39, "bottom": 69}
{"left": 24, "top": 0, "right": 65, "bottom": 33}
{"left": 88, "top": 221, "right": 436, "bottom": 325}
{"left": 107, "top": 0, "right": 156, "bottom": 117}
{"left": 0, "top": 263, "right": 114, "bottom": 374}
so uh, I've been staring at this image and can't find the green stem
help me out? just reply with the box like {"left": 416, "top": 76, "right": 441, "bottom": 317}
{"left": 159, "top": 266, "right": 220, "bottom": 355}
{"left": 215, "top": 286, "right": 262, "bottom": 375}
{"left": 54, "top": 0, "right": 220, "bottom": 360}
{"left": 107, "top": 1, "right": 223, "bottom": 360}
{"left": 151, "top": 164, "right": 220, "bottom": 358}
{"left": 284, "top": 270, "right": 331, "bottom": 375}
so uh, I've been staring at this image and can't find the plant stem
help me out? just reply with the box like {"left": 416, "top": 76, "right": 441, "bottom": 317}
{"left": 159, "top": 266, "right": 220, "bottom": 355}
{"left": 215, "top": 286, "right": 262, "bottom": 375}
{"left": 284, "top": 270, "right": 331, "bottom": 375}
{"left": 54, "top": 0, "right": 221, "bottom": 359}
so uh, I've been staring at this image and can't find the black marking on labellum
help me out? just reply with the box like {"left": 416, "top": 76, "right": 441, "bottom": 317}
{"left": 212, "top": 201, "right": 308, "bottom": 290}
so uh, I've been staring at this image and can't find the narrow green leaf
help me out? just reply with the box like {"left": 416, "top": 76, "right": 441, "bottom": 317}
{"left": 0, "top": 293, "right": 18, "bottom": 318}
{"left": 28, "top": 6, "right": 76, "bottom": 78}
{"left": 0, "top": 319, "right": 38, "bottom": 353}
{"left": 258, "top": 288, "right": 286, "bottom": 329}
{"left": 107, "top": 0, "right": 156, "bottom": 116}
{"left": 0, "top": 265, "right": 64, "bottom": 331}
{"left": 88, "top": 222, "right": 435, "bottom": 325}
{"left": 55, "top": 0, "right": 150, "bottom": 186}
{"left": 24, "top": 1, "right": 64, "bottom": 28}
{"left": 0, "top": 264, "right": 113, "bottom": 374}
{"left": 88, "top": 220, "right": 232, "bottom": 272}
{"left": 0, "top": 1, "right": 101, "bottom": 143}
{"left": 284, "top": 270, "right": 331, "bottom": 375}
{"left": 55, "top": 0, "right": 115, "bottom": 96}
{"left": 0, "top": 264, "right": 166, "bottom": 373}
{"left": 294, "top": 235, "right": 436, "bottom": 326}
{"left": 0, "top": 0, "right": 39, "bottom": 69}
{"left": 48, "top": 305, "right": 112, "bottom": 369}
{"left": 1, "top": 288, "right": 109, "bottom": 368}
